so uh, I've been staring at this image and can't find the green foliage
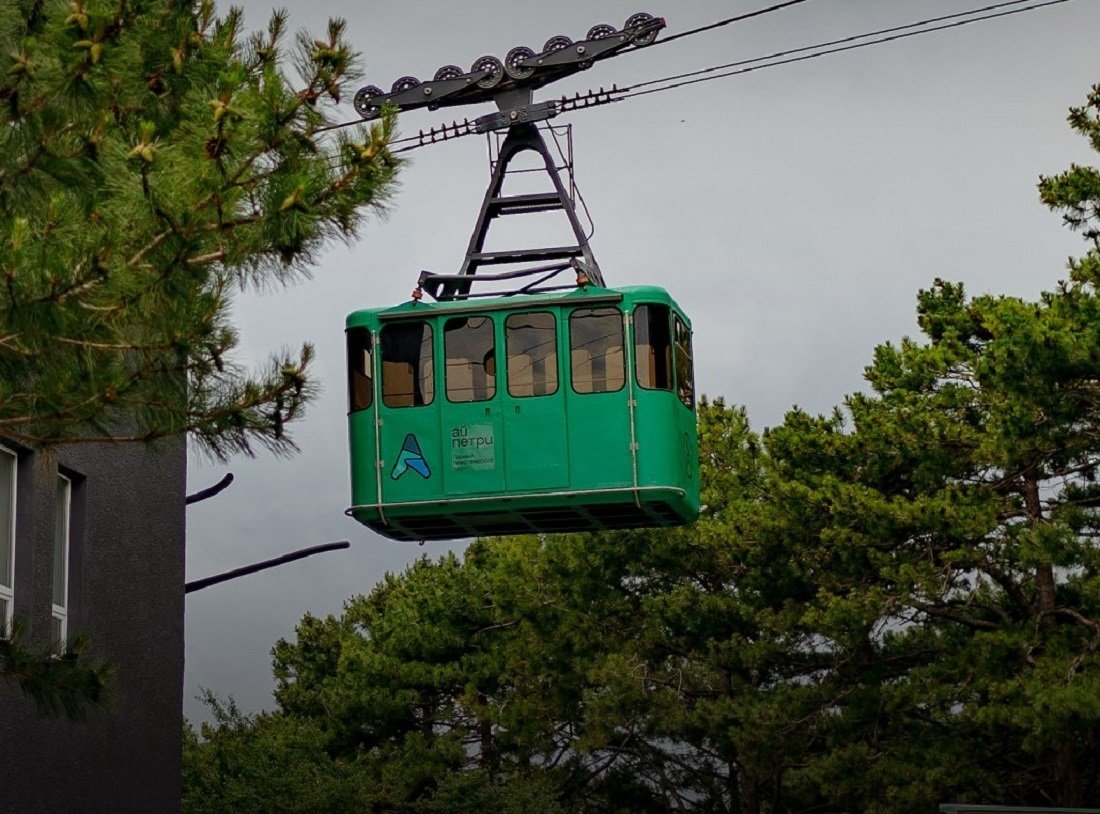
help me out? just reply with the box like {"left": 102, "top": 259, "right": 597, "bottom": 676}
{"left": 1040, "top": 84, "right": 1100, "bottom": 289}
{"left": 0, "top": 0, "right": 399, "bottom": 457}
{"left": 182, "top": 692, "right": 370, "bottom": 814}
{"left": 183, "top": 684, "right": 569, "bottom": 814}
{"left": 185, "top": 83, "right": 1100, "bottom": 812}
{"left": 0, "top": 620, "right": 112, "bottom": 720}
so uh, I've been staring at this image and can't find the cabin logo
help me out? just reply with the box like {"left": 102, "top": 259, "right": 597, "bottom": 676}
{"left": 451, "top": 423, "right": 495, "bottom": 471}
{"left": 391, "top": 434, "right": 431, "bottom": 480}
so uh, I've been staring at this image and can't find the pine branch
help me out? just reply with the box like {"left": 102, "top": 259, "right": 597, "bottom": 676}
{"left": 0, "top": 622, "right": 113, "bottom": 721}
{"left": 910, "top": 601, "right": 1000, "bottom": 631}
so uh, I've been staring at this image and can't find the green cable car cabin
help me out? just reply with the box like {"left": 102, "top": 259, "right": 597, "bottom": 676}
{"left": 346, "top": 285, "right": 699, "bottom": 541}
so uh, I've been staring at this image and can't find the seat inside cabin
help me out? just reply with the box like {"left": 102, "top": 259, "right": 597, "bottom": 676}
{"left": 571, "top": 347, "right": 625, "bottom": 393}
{"left": 383, "top": 360, "right": 434, "bottom": 407}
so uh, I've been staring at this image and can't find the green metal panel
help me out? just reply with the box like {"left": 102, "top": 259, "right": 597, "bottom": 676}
{"left": 347, "top": 409, "right": 376, "bottom": 511}
{"left": 565, "top": 390, "right": 633, "bottom": 489}
{"left": 380, "top": 404, "right": 441, "bottom": 504}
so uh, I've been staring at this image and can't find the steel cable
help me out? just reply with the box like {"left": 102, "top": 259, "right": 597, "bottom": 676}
{"left": 642, "top": 0, "right": 817, "bottom": 47}
{"left": 617, "top": 0, "right": 1076, "bottom": 101}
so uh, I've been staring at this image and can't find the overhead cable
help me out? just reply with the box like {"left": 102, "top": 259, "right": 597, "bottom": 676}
{"left": 646, "top": 0, "right": 817, "bottom": 47}
{"left": 624, "top": 0, "right": 1042, "bottom": 93}
{"left": 618, "top": 0, "right": 1075, "bottom": 101}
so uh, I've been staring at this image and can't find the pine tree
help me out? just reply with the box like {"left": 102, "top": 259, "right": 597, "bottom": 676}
{"left": 0, "top": 0, "right": 399, "bottom": 718}
{"left": 0, "top": 0, "right": 399, "bottom": 457}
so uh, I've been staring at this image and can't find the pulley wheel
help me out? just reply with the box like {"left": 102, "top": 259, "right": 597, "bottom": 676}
{"left": 471, "top": 55, "right": 504, "bottom": 89}
{"left": 433, "top": 64, "right": 464, "bottom": 82}
{"left": 352, "top": 85, "right": 384, "bottom": 119}
{"left": 542, "top": 34, "right": 573, "bottom": 53}
{"left": 504, "top": 46, "right": 536, "bottom": 80}
{"left": 391, "top": 75, "right": 420, "bottom": 94}
{"left": 624, "top": 12, "right": 658, "bottom": 46}
{"left": 586, "top": 23, "right": 617, "bottom": 40}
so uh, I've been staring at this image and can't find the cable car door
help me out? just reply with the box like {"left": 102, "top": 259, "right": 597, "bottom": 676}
{"left": 441, "top": 316, "right": 505, "bottom": 496}
{"left": 564, "top": 305, "right": 633, "bottom": 490}
{"left": 377, "top": 320, "right": 440, "bottom": 509}
{"left": 502, "top": 311, "right": 569, "bottom": 491}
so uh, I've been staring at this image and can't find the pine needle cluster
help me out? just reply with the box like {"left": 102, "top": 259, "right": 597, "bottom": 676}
{"left": 0, "top": 619, "right": 113, "bottom": 720}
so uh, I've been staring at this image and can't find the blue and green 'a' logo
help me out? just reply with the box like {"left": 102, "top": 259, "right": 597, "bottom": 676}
{"left": 391, "top": 434, "right": 431, "bottom": 480}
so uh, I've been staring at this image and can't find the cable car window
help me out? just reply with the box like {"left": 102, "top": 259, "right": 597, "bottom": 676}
{"left": 381, "top": 321, "right": 434, "bottom": 408}
{"left": 634, "top": 304, "right": 673, "bottom": 391}
{"left": 570, "top": 307, "right": 625, "bottom": 394}
{"left": 346, "top": 327, "right": 373, "bottom": 412}
{"left": 445, "top": 316, "right": 496, "bottom": 403}
{"left": 674, "top": 315, "right": 695, "bottom": 409}
{"left": 506, "top": 312, "right": 558, "bottom": 398}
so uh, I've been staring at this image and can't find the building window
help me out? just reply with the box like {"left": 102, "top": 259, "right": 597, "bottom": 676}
{"left": 381, "top": 321, "right": 435, "bottom": 408}
{"left": 634, "top": 304, "right": 673, "bottom": 391}
{"left": 445, "top": 316, "right": 496, "bottom": 403}
{"left": 0, "top": 445, "right": 15, "bottom": 634}
{"left": 506, "top": 312, "right": 558, "bottom": 397}
{"left": 346, "top": 327, "right": 373, "bottom": 412}
{"left": 51, "top": 475, "right": 71, "bottom": 646}
{"left": 570, "top": 307, "right": 625, "bottom": 394}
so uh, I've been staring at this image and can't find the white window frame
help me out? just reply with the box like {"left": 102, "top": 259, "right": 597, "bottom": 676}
{"left": 51, "top": 473, "right": 71, "bottom": 647}
{"left": 0, "top": 443, "right": 16, "bottom": 635}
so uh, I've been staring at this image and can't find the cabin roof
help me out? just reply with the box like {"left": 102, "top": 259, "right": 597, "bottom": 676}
{"left": 346, "top": 285, "right": 681, "bottom": 328}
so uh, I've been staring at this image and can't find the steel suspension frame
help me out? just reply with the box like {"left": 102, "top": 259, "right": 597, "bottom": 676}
{"left": 418, "top": 120, "right": 603, "bottom": 300}
{"left": 354, "top": 13, "right": 665, "bottom": 301}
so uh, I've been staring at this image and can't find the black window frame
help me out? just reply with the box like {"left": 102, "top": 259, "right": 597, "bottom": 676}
{"left": 673, "top": 314, "right": 695, "bottom": 410}
{"left": 505, "top": 311, "right": 559, "bottom": 398}
{"left": 569, "top": 306, "right": 626, "bottom": 395}
{"left": 444, "top": 315, "right": 497, "bottom": 404}
{"left": 380, "top": 320, "right": 435, "bottom": 408}
{"left": 633, "top": 303, "right": 674, "bottom": 392}
{"left": 346, "top": 326, "right": 373, "bottom": 413}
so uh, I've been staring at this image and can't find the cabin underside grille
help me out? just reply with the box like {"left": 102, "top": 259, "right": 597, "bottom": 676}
{"left": 365, "top": 499, "right": 686, "bottom": 542}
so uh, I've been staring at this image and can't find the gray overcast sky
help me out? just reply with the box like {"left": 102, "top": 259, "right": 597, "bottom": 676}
{"left": 183, "top": 0, "right": 1100, "bottom": 723}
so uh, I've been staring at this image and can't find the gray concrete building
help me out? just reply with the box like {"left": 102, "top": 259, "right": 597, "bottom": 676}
{"left": 0, "top": 438, "right": 186, "bottom": 814}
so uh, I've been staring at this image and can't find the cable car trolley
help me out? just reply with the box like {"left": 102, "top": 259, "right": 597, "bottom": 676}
{"left": 345, "top": 13, "right": 700, "bottom": 541}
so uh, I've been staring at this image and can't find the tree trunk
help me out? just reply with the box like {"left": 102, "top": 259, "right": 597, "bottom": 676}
{"left": 1022, "top": 474, "right": 1084, "bottom": 806}
{"left": 478, "top": 692, "right": 496, "bottom": 778}
{"left": 741, "top": 772, "right": 761, "bottom": 814}
{"left": 1023, "top": 474, "right": 1056, "bottom": 627}
{"left": 1055, "top": 742, "right": 1082, "bottom": 806}
{"left": 726, "top": 759, "right": 740, "bottom": 814}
